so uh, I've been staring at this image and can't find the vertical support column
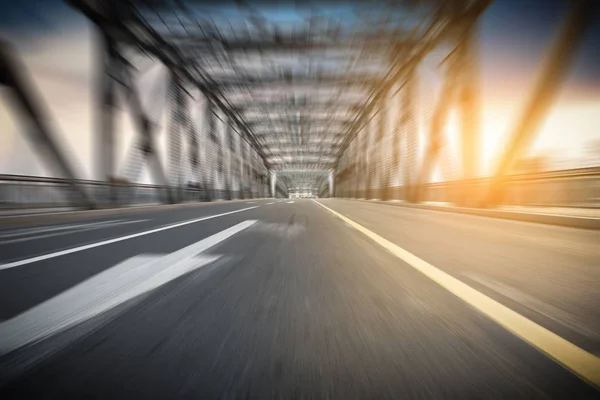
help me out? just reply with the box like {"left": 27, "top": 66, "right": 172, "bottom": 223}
{"left": 458, "top": 20, "right": 480, "bottom": 206}
{"left": 222, "top": 118, "right": 232, "bottom": 200}
{"left": 459, "top": 21, "right": 480, "bottom": 182}
{"left": 243, "top": 147, "right": 249, "bottom": 199}
{"left": 390, "top": 84, "right": 402, "bottom": 200}
{"left": 411, "top": 62, "right": 456, "bottom": 203}
{"left": 363, "top": 120, "right": 372, "bottom": 199}
{"left": 119, "top": 65, "right": 173, "bottom": 204}
{"left": 329, "top": 170, "right": 335, "bottom": 198}
{"left": 378, "top": 96, "right": 389, "bottom": 200}
{"left": 188, "top": 99, "right": 200, "bottom": 202}
{"left": 215, "top": 115, "right": 223, "bottom": 200}
{"left": 167, "top": 70, "right": 185, "bottom": 203}
{"left": 352, "top": 141, "right": 359, "bottom": 198}
{"left": 242, "top": 143, "right": 248, "bottom": 199}
{"left": 484, "top": 0, "right": 596, "bottom": 206}
{"left": 252, "top": 154, "right": 258, "bottom": 198}
{"left": 0, "top": 41, "right": 94, "bottom": 208}
{"left": 238, "top": 141, "right": 244, "bottom": 199}
{"left": 97, "top": 30, "right": 117, "bottom": 205}
{"left": 233, "top": 136, "right": 240, "bottom": 199}
{"left": 403, "top": 68, "right": 418, "bottom": 201}
{"left": 271, "top": 171, "right": 277, "bottom": 198}
{"left": 200, "top": 99, "right": 213, "bottom": 201}
{"left": 247, "top": 155, "right": 252, "bottom": 199}
{"left": 355, "top": 132, "right": 362, "bottom": 198}
{"left": 209, "top": 105, "right": 219, "bottom": 200}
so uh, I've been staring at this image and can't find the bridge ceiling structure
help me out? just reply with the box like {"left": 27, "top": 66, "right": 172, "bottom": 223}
{"left": 65, "top": 0, "right": 493, "bottom": 191}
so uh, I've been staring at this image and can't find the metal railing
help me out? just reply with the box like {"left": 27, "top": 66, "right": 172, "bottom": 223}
{"left": 3, "top": 167, "right": 599, "bottom": 211}
{"left": 421, "top": 167, "right": 600, "bottom": 208}
{"left": 335, "top": 167, "right": 600, "bottom": 208}
{"left": 0, "top": 175, "right": 264, "bottom": 210}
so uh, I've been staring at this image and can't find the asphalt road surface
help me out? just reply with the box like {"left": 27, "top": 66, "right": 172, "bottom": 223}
{"left": 0, "top": 199, "right": 598, "bottom": 399}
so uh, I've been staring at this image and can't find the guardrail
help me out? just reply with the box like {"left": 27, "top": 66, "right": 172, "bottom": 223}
{"left": 335, "top": 167, "right": 600, "bottom": 208}
{"left": 0, "top": 175, "right": 263, "bottom": 210}
{"left": 422, "top": 167, "right": 600, "bottom": 208}
{"left": 3, "top": 167, "right": 600, "bottom": 210}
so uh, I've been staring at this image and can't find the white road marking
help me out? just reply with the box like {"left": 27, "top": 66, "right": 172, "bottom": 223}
{"left": 465, "top": 272, "right": 600, "bottom": 340}
{"left": 314, "top": 200, "right": 600, "bottom": 387}
{"left": 287, "top": 201, "right": 295, "bottom": 204}
{"left": 0, "top": 206, "right": 257, "bottom": 271}
{"left": 266, "top": 202, "right": 275, "bottom": 205}
{"left": 0, "top": 220, "right": 126, "bottom": 239}
{"left": 0, "top": 220, "right": 149, "bottom": 245}
{"left": 246, "top": 201, "right": 257, "bottom": 204}
{"left": 0, "top": 220, "right": 256, "bottom": 356}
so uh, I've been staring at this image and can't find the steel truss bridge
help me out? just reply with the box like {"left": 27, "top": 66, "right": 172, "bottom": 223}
{"left": 0, "top": 0, "right": 597, "bottom": 208}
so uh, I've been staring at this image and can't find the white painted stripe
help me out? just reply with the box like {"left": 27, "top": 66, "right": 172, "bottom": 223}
{"left": 0, "top": 220, "right": 149, "bottom": 245}
{"left": 0, "top": 206, "right": 257, "bottom": 271}
{"left": 0, "top": 220, "right": 126, "bottom": 239}
{"left": 287, "top": 201, "right": 295, "bottom": 204}
{"left": 246, "top": 201, "right": 257, "bottom": 204}
{"left": 465, "top": 272, "right": 600, "bottom": 340}
{"left": 0, "top": 220, "right": 256, "bottom": 356}
{"left": 266, "top": 202, "right": 275, "bottom": 205}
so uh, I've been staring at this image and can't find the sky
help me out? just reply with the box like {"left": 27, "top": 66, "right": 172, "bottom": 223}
{"left": 0, "top": 0, "right": 599, "bottom": 181}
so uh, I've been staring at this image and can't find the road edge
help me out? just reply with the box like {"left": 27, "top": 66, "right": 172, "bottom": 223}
{"left": 313, "top": 199, "right": 600, "bottom": 389}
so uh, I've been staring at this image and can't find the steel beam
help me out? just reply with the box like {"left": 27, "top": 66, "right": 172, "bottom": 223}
{"left": 378, "top": 95, "right": 390, "bottom": 200}
{"left": 458, "top": 20, "right": 480, "bottom": 182}
{"left": 68, "top": 0, "right": 269, "bottom": 165}
{"left": 167, "top": 35, "right": 418, "bottom": 53}
{"left": 483, "top": 0, "right": 598, "bottom": 206}
{"left": 167, "top": 70, "right": 185, "bottom": 202}
{"left": 390, "top": 88, "right": 402, "bottom": 199}
{"left": 118, "top": 65, "right": 174, "bottom": 204}
{"left": 0, "top": 41, "right": 94, "bottom": 209}
{"left": 246, "top": 116, "right": 353, "bottom": 124}
{"left": 364, "top": 120, "right": 372, "bottom": 199}
{"left": 97, "top": 30, "right": 117, "bottom": 205}
{"left": 206, "top": 75, "right": 377, "bottom": 89}
{"left": 336, "top": 0, "right": 492, "bottom": 159}
{"left": 411, "top": 62, "right": 459, "bottom": 202}
{"left": 232, "top": 101, "right": 362, "bottom": 111}
{"left": 352, "top": 141, "right": 359, "bottom": 198}
{"left": 223, "top": 117, "right": 233, "bottom": 200}
{"left": 403, "top": 69, "right": 418, "bottom": 200}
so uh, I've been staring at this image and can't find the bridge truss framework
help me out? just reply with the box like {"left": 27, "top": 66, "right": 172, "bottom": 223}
{"left": 0, "top": 0, "right": 596, "bottom": 207}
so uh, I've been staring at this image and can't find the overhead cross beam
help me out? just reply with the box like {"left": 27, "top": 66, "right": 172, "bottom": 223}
{"left": 166, "top": 34, "right": 419, "bottom": 54}
{"left": 205, "top": 74, "right": 379, "bottom": 89}
{"left": 246, "top": 118, "right": 354, "bottom": 126}
{"left": 68, "top": 0, "right": 269, "bottom": 166}
{"left": 336, "top": 0, "right": 493, "bottom": 162}
{"left": 232, "top": 101, "right": 362, "bottom": 111}
{"left": 57, "top": 0, "right": 498, "bottom": 205}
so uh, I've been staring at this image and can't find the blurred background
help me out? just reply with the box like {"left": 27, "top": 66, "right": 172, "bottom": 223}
{"left": 0, "top": 0, "right": 598, "bottom": 210}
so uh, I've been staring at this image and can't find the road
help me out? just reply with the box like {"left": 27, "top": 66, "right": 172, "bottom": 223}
{"left": 0, "top": 199, "right": 598, "bottom": 399}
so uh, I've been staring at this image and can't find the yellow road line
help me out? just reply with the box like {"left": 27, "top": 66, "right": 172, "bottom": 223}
{"left": 313, "top": 200, "right": 600, "bottom": 388}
